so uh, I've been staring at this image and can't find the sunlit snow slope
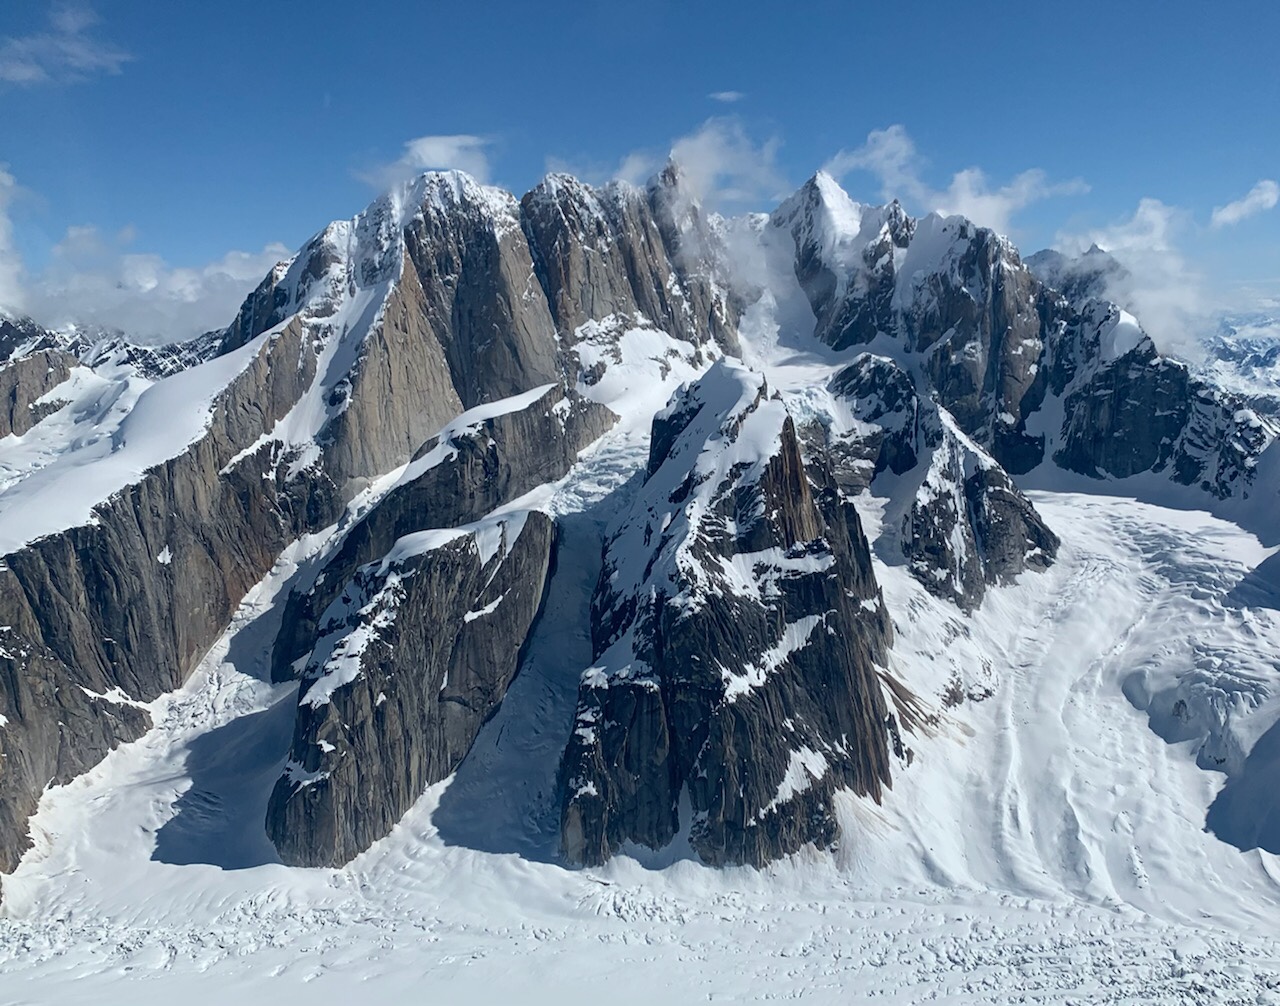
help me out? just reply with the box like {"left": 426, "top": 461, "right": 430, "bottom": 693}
{"left": 2, "top": 170, "right": 1280, "bottom": 1003}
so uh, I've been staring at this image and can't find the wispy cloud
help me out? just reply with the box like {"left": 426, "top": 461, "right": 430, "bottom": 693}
{"left": 824, "top": 124, "right": 1088, "bottom": 235}
{"left": 708, "top": 90, "right": 745, "bottom": 103}
{"left": 1056, "top": 198, "right": 1206, "bottom": 354}
{"left": 1210, "top": 179, "right": 1279, "bottom": 228}
{"left": 0, "top": 166, "right": 287, "bottom": 339}
{"left": 0, "top": 166, "right": 24, "bottom": 314}
{"left": 0, "top": 3, "right": 131, "bottom": 86}
{"left": 557, "top": 118, "right": 787, "bottom": 211}
{"left": 25, "top": 224, "right": 290, "bottom": 340}
{"left": 357, "top": 134, "right": 494, "bottom": 190}
{"left": 666, "top": 118, "right": 788, "bottom": 209}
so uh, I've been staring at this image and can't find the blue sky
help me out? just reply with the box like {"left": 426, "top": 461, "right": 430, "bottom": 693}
{"left": 1, "top": 0, "right": 1277, "bottom": 339}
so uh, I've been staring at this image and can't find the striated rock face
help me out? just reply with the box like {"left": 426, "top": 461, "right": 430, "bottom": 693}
{"left": 902, "top": 409, "right": 1059, "bottom": 610}
{"left": 559, "top": 360, "right": 898, "bottom": 867}
{"left": 316, "top": 251, "right": 465, "bottom": 495}
{"left": 521, "top": 169, "right": 740, "bottom": 351}
{"left": 0, "top": 349, "right": 76, "bottom": 438}
{"left": 401, "top": 174, "right": 561, "bottom": 407}
{"left": 267, "top": 512, "right": 555, "bottom": 868}
{"left": 0, "top": 175, "right": 588, "bottom": 869}
{"left": 3, "top": 163, "right": 1274, "bottom": 878}
{"left": 0, "top": 324, "right": 336, "bottom": 871}
{"left": 271, "top": 383, "right": 616, "bottom": 684}
{"left": 261, "top": 383, "right": 613, "bottom": 865}
{"left": 825, "top": 354, "right": 1059, "bottom": 610}
{"left": 773, "top": 174, "right": 1049, "bottom": 474}
{"left": 825, "top": 352, "right": 920, "bottom": 490}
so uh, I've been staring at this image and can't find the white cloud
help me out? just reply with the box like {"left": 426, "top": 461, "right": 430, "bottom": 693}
{"left": 1058, "top": 197, "right": 1186, "bottom": 257}
{"left": 0, "top": 166, "right": 24, "bottom": 314}
{"left": 20, "top": 224, "right": 290, "bottom": 340}
{"left": 1211, "top": 179, "right": 1279, "bottom": 228}
{"left": 358, "top": 134, "right": 493, "bottom": 190}
{"left": 824, "top": 124, "right": 1087, "bottom": 235}
{"left": 613, "top": 150, "right": 663, "bottom": 186}
{"left": 0, "top": 2, "right": 131, "bottom": 85}
{"left": 0, "top": 168, "right": 288, "bottom": 340}
{"left": 824, "top": 125, "right": 920, "bottom": 199}
{"left": 666, "top": 118, "right": 788, "bottom": 209}
{"left": 572, "top": 119, "right": 786, "bottom": 211}
{"left": 1, "top": 163, "right": 291, "bottom": 339}
{"left": 708, "top": 90, "right": 745, "bottom": 103}
{"left": 1056, "top": 198, "right": 1206, "bottom": 355}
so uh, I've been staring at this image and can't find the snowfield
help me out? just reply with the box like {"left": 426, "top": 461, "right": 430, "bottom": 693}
{"left": 3, "top": 465, "right": 1280, "bottom": 1001}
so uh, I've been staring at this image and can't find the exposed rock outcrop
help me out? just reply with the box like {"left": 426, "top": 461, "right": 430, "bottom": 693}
{"left": 271, "top": 383, "right": 616, "bottom": 684}
{"left": 559, "top": 360, "right": 899, "bottom": 867}
{"left": 521, "top": 169, "right": 739, "bottom": 352}
{"left": 0, "top": 349, "right": 76, "bottom": 438}
{"left": 0, "top": 176, "right": 580, "bottom": 869}
{"left": 825, "top": 353, "right": 1059, "bottom": 609}
{"left": 267, "top": 512, "right": 556, "bottom": 867}
{"left": 2, "top": 164, "right": 1273, "bottom": 879}
{"left": 0, "top": 323, "right": 334, "bottom": 871}
{"left": 1051, "top": 302, "right": 1276, "bottom": 498}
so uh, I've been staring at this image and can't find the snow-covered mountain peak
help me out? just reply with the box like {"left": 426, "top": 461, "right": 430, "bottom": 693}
{"left": 771, "top": 171, "right": 869, "bottom": 276}
{"left": 399, "top": 169, "right": 522, "bottom": 236}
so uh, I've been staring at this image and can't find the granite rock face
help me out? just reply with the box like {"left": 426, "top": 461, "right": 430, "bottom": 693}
{"left": 400, "top": 174, "right": 561, "bottom": 408}
{"left": 267, "top": 512, "right": 556, "bottom": 868}
{"left": 271, "top": 383, "right": 616, "bottom": 685}
{"left": 0, "top": 349, "right": 76, "bottom": 438}
{"left": 521, "top": 169, "right": 740, "bottom": 351}
{"left": 773, "top": 174, "right": 1049, "bottom": 474}
{"left": 824, "top": 353, "right": 1059, "bottom": 610}
{"left": 3, "top": 163, "right": 1274, "bottom": 878}
{"left": 0, "top": 323, "right": 334, "bottom": 871}
{"left": 1050, "top": 302, "right": 1276, "bottom": 498}
{"left": 559, "top": 360, "right": 899, "bottom": 867}
{"left": 261, "top": 381, "right": 613, "bottom": 865}
{"left": 901, "top": 409, "right": 1059, "bottom": 610}
{"left": 0, "top": 175, "right": 596, "bottom": 870}
{"left": 773, "top": 176, "right": 1277, "bottom": 509}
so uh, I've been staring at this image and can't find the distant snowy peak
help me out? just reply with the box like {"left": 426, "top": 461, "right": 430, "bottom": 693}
{"left": 1195, "top": 312, "right": 1280, "bottom": 411}
{"left": 0, "top": 313, "right": 224, "bottom": 379}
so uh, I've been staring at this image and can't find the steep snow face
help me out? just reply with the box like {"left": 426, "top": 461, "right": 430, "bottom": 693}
{"left": 0, "top": 175, "right": 419, "bottom": 557}
{"left": 771, "top": 171, "right": 870, "bottom": 292}
{"left": 1098, "top": 308, "right": 1150, "bottom": 362}
{"left": 597, "top": 360, "right": 788, "bottom": 615}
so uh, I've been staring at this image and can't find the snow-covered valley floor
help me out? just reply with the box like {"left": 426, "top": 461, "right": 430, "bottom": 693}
{"left": 3, "top": 483, "right": 1280, "bottom": 1003}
